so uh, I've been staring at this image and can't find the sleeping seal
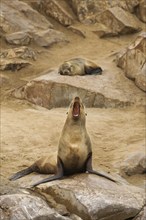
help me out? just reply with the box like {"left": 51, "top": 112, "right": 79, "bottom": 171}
{"left": 58, "top": 58, "right": 102, "bottom": 76}
{"left": 9, "top": 97, "right": 116, "bottom": 187}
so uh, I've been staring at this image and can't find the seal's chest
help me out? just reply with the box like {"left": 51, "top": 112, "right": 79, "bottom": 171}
{"left": 63, "top": 145, "right": 87, "bottom": 171}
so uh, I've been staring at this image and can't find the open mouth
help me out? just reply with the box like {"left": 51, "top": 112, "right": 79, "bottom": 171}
{"left": 72, "top": 101, "right": 80, "bottom": 119}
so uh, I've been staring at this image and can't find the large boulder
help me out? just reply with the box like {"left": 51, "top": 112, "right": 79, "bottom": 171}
{"left": 0, "top": 193, "right": 71, "bottom": 220}
{"left": 96, "top": 6, "right": 141, "bottom": 35}
{"left": 13, "top": 67, "right": 146, "bottom": 108}
{"left": 0, "top": 0, "right": 68, "bottom": 47}
{"left": 117, "top": 32, "right": 146, "bottom": 92}
{"left": 0, "top": 0, "right": 53, "bottom": 35}
{"left": 32, "top": 29, "right": 68, "bottom": 47}
{"left": 39, "top": 0, "right": 74, "bottom": 26}
{"left": 135, "top": 0, "right": 146, "bottom": 23}
{"left": 120, "top": 151, "right": 146, "bottom": 176}
{"left": 33, "top": 174, "right": 145, "bottom": 220}
{"left": 70, "top": 0, "right": 141, "bottom": 24}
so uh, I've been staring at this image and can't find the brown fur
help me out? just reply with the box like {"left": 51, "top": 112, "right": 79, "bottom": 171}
{"left": 58, "top": 96, "right": 91, "bottom": 174}
{"left": 58, "top": 58, "right": 102, "bottom": 76}
{"left": 9, "top": 97, "right": 117, "bottom": 186}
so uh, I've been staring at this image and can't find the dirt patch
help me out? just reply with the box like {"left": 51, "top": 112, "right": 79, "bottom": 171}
{"left": 1, "top": 17, "right": 145, "bottom": 194}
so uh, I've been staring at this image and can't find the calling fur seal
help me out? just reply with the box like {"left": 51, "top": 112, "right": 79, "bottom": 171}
{"left": 58, "top": 58, "right": 102, "bottom": 76}
{"left": 9, "top": 97, "right": 117, "bottom": 187}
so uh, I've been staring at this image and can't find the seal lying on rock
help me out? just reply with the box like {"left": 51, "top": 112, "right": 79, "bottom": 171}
{"left": 58, "top": 58, "right": 102, "bottom": 76}
{"left": 9, "top": 97, "right": 116, "bottom": 187}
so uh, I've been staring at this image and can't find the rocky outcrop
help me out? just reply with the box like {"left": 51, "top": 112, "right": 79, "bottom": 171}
{"left": 0, "top": 46, "right": 38, "bottom": 71}
{"left": 117, "top": 32, "right": 146, "bottom": 92}
{"left": 32, "top": 29, "right": 68, "bottom": 47}
{"left": 120, "top": 151, "right": 146, "bottom": 176}
{"left": 70, "top": 0, "right": 141, "bottom": 24}
{"left": 135, "top": 0, "right": 146, "bottom": 23}
{"left": 0, "top": 47, "right": 37, "bottom": 61}
{"left": 34, "top": 174, "right": 144, "bottom": 220}
{"left": 39, "top": 0, "right": 74, "bottom": 26}
{"left": 1, "top": 175, "right": 145, "bottom": 220}
{"left": 0, "top": 0, "right": 68, "bottom": 47}
{"left": 0, "top": 59, "right": 31, "bottom": 71}
{"left": 0, "top": 193, "right": 71, "bottom": 220}
{"left": 0, "top": 0, "right": 53, "bottom": 35}
{"left": 96, "top": 6, "right": 141, "bottom": 36}
{"left": 13, "top": 67, "right": 146, "bottom": 108}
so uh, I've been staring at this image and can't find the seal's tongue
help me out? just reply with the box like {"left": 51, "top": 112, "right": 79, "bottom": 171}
{"left": 73, "top": 101, "right": 80, "bottom": 118}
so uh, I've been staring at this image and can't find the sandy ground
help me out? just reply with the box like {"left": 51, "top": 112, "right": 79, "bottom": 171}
{"left": 0, "top": 22, "right": 145, "bottom": 194}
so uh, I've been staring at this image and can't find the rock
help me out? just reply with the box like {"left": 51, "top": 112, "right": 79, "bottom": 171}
{"left": 133, "top": 206, "right": 146, "bottom": 220}
{"left": 32, "top": 29, "right": 68, "bottom": 47}
{"left": 5, "top": 31, "right": 32, "bottom": 46}
{"left": 70, "top": 0, "right": 141, "bottom": 24}
{"left": 0, "top": 59, "right": 31, "bottom": 71}
{"left": 96, "top": 6, "right": 141, "bottom": 36}
{"left": 0, "top": 46, "right": 37, "bottom": 71}
{"left": 135, "top": 0, "right": 146, "bottom": 23}
{"left": 0, "top": 46, "right": 37, "bottom": 61}
{"left": 120, "top": 151, "right": 146, "bottom": 176}
{"left": 0, "top": 0, "right": 53, "bottom": 35}
{"left": 0, "top": 74, "right": 9, "bottom": 86}
{"left": 13, "top": 68, "right": 146, "bottom": 108}
{"left": 0, "top": 1, "right": 70, "bottom": 47}
{"left": 39, "top": 0, "right": 74, "bottom": 26}
{"left": 92, "top": 24, "right": 118, "bottom": 38}
{"left": 135, "top": 63, "right": 146, "bottom": 91}
{"left": 68, "top": 25, "right": 86, "bottom": 38}
{"left": 0, "top": 193, "right": 70, "bottom": 220}
{"left": 117, "top": 32, "right": 146, "bottom": 92}
{"left": 35, "top": 174, "right": 145, "bottom": 220}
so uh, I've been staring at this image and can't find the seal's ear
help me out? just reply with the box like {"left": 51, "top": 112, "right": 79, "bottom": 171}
{"left": 66, "top": 112, "right": 68, "bottom": 115}
{"left": 85, "top": 113, "right": 87, "bottom": 116}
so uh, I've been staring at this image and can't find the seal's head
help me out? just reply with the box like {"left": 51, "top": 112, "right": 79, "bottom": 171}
{"left": 67, "top": 97, "right": 86, "bottom": 122}
{"left": 59, "top": 62, "right": 73, "bottom": 75}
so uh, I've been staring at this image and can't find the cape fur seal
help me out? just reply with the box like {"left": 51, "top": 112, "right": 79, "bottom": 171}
{"left": 9, "top": 97, "right": 116, "bottom": 187}
{"left": 58, "top": 58, "right": 102, "bottom": 76}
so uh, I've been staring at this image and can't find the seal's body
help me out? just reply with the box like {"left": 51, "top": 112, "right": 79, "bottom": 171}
{"left": 58, "top": 58, "right": 102, "bottom": 76}
{"left": 9, "top": 97, "right": 116, "bottom": 187}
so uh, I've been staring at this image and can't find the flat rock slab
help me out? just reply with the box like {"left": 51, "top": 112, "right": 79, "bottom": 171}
{"left": 35, "top": 174, "right": 145, "bottom": 220}
{"left": 13, "top": 67, "right": 145, "bottom": 108}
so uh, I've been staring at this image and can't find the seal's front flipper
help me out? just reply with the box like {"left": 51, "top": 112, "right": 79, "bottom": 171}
{"left": 85, "top": 152, "right": 117, "bottom": 183}
{"left": 31, "top": 157, "right": 64, "bottom": 187}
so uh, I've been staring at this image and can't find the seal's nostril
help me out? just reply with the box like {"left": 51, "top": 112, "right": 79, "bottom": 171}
{"left": 75, "top": 97, "right": 80, "bottom": 101}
